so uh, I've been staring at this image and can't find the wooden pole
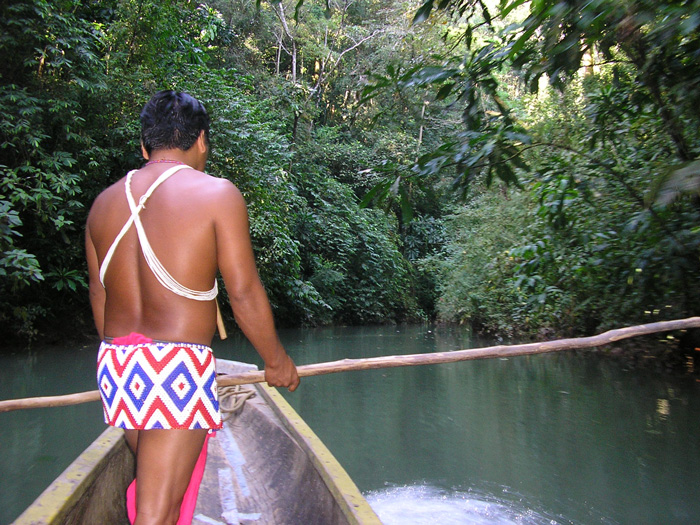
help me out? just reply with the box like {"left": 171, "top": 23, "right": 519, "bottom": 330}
{"left": 1, "top": 317, "right": 699, "bottom": 413}
{"left": 218, "top": 316, "right": 700, "bottom": 387}
{"left": 216, "top": 299, "right": 228, "bottom": 340}
{"left": 0, "top": 391, "right": 102, "bottom": 412}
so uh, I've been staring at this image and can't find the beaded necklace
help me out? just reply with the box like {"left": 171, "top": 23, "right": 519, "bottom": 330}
{"left": 144, "top": 159, "right": 187, "bottom": 167}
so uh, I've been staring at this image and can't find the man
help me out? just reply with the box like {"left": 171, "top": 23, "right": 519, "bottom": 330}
{"left": 86, "top": 90, "right": 299, "bottom": 525}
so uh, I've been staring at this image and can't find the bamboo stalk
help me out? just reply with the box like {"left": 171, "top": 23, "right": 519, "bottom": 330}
{"left": 1, "top": 317, "right": 698, "bottom": 413}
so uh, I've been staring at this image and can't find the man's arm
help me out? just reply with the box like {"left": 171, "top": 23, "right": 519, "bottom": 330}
{"left": 85, "top": 221, "right": 106, "bottom": 340}
{"left": 213, "top": 180, "right": 299, "bottom": 391}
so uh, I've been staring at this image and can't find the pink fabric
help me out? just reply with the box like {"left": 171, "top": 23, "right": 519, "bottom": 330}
{"left": 113, "top": 332, "right": 153, "bottom": 345}
{"left": 127, "top": 434, "right": 212, "bottom": 525}
{"left": 118, "top": 332, "right": 211, "bottom": 525}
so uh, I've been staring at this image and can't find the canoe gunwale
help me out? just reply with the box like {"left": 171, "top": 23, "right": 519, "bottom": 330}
{"left": 12, "top": 426, "right": 133, "bottom": 524}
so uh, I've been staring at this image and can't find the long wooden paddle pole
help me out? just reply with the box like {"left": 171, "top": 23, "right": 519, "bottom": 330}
{"left": 1, "top": 317, "right": 699, "bottom": 413}
{"left": 218, "top": 316, "right": 700, "bottom": 386}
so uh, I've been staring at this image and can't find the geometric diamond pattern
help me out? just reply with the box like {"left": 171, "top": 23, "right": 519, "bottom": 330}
{"left": 164, "top": 365, "right": 195, "bottom": 409}
{"left": 125, "top": 362, "right": 154, "bottom": 410}
{"left": 98, "top": 367, "right": 117, "bottom": 407}
{"left": 97, "top": 340, "right": 222, "bottom": 430}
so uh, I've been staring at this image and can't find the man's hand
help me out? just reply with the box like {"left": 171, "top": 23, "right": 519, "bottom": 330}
{"left": 264, "top": 354, "right": 300, "bottom": 392}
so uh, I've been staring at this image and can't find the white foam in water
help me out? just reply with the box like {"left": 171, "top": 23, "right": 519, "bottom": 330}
{"left": 366, "top": 484, "right": 561, "bottom": 525}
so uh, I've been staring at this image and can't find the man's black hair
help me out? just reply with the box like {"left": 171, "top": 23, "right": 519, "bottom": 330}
{"left": 140, "top": 90, "right": 210, "bottom": 155}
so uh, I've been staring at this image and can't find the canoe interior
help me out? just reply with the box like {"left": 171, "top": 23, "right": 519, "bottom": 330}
{"left": 195, "top": 360, "right": 381, "bottom": 525}
{"left": 14, "top": 359, "right": 381, "bottom": 525}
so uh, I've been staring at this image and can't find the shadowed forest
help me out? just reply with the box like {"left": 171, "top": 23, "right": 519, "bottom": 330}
{"left": 1, "top": 0, "right": 699, "bottom": 345}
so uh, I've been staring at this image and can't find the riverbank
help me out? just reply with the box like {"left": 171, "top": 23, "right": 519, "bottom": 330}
{"left": 595, "top": 333, "right": 699, "bottom": 378}
{"left": 4, "top": 316, "right": 699, "bottom": 382}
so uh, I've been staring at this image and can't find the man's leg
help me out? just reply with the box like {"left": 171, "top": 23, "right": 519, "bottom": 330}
{"left": 124, "top": 428, "right": 138, "bottom": 453}
{"left": 131, "top": 428, "right": 208, "bottom": 525}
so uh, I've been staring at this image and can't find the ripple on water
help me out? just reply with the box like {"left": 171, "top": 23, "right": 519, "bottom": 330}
{"left": 365, "top": 484, "right": 564, "bottom": 525}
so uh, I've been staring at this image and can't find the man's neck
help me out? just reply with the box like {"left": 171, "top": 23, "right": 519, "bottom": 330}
{"left": 145, "top": 147, "right": 206, "bottom": 172}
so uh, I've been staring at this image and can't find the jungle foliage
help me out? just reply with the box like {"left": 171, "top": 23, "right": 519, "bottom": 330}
{"left": 366, "top": 0, "right": 700, "bottom": 335}
{"left": 1, "top": 0, "right": 699, "bottom": 342}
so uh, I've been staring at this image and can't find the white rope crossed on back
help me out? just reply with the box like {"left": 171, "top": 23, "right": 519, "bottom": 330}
{"left": 99, "top": 164, "right": 218, "bottom": 301}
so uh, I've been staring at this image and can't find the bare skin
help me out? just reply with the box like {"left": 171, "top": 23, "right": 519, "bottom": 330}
{"left": 86, "top": 132, "right": 299, "bottom": 525}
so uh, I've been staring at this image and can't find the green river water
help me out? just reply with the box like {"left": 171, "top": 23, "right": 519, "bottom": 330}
{"left": 1, "top": 324, "right": 699, "bottom": 524}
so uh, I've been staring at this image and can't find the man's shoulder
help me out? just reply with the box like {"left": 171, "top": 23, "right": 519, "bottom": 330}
{"left": 88, "top": 177, "right": 125, "bottom": 214}
{"left": 197, "top": 173, "right": 243, "bottom": 200}
{"left": 200, "top": 172, "right": 236, "bottom": 188}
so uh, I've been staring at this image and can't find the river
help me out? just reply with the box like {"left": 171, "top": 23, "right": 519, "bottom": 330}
{"left": 1, "top": 324, "right": 699, "bottom": 524}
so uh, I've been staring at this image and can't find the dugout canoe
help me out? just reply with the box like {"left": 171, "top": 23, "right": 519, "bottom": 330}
{"left": 13, "top": 359, "right": 382, "bottom": 525}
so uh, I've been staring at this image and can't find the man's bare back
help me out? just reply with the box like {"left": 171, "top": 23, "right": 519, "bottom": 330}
{"left": 86, "top": 90, "right": 298, "bottom": 525}
{"left": 86, "top": 142, "right": 298, "bottom": 387}
{"left": 87, "top": 163, "right": 233, "bottom": 344}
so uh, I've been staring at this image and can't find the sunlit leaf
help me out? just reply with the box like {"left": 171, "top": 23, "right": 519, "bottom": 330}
{"left": 413, "top": 1, "right": 434, "bottom": 25}
{"left": 501, "top": 0, "right": 528, "bottom": 18}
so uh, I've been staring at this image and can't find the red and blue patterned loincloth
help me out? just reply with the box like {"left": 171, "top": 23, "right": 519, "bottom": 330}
{"left": 97, "top": 335, "right": 222, "bottom": 430}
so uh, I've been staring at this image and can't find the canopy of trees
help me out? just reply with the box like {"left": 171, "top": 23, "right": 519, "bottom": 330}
{"left": 1, "top": 0, "right": 698, "bottom": 343}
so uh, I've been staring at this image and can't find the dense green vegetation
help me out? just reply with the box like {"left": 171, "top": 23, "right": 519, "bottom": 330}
{"left": 1, "top": 0, "right": 698, "bottom": 343}
{"left": 402, "top": 0, "right": 700, "bottom": 336}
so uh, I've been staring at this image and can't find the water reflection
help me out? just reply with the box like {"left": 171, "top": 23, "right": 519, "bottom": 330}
{"left": 656, "top": 398, "right": 671, "bottom": 420}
